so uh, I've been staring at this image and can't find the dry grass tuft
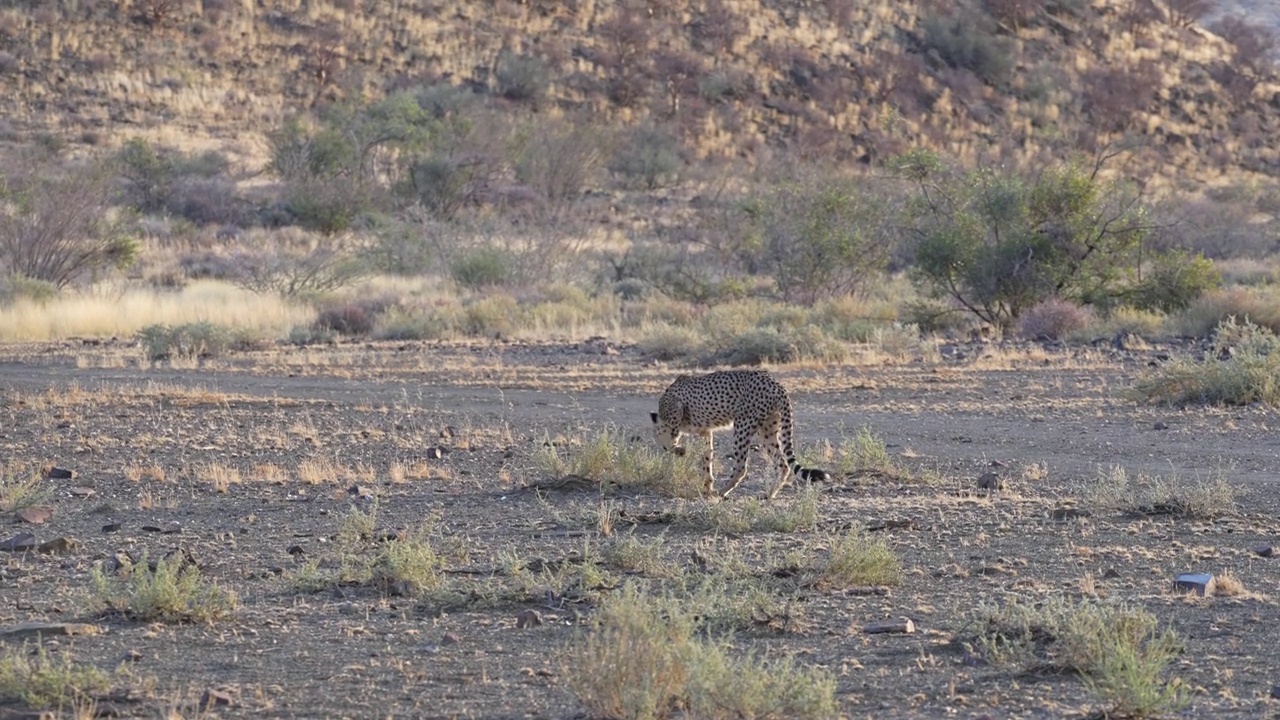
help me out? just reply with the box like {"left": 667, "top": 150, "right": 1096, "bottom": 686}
{"left": 1084, "top": 466, "right": 1239, "bottom": 519}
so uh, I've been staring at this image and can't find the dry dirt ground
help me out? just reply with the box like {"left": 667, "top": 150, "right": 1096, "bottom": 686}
{"left": 0, "top": 338, "right": 1278, "bottom": 719}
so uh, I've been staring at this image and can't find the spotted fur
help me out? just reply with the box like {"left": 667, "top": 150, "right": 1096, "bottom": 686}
{"left": 650, "top": 370, "right": 831, "bottom": 499}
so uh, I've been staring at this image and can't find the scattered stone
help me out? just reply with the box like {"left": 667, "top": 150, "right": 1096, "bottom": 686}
{"left": 161, "top": 522, "right": 183, "bottom": 535}
{"left": 337, "top": 602, "right": 359, "bottom": 615}
{"left": 1248, "top": 544, "right": 1274, "bottom": 558}
{"left": 0, "top": 622, "right": 102, "bottom": 640}
{"left": 141, "top": 525, "right": 163, "bottom": 533}
{"left": 376, "top": 528, "right": 409, "bottom": 543}
{"left": 844, "top": 586, "right": 891, "bottom": 597}
{"left": 37, "top": 537, "right": 77, "bottom": 554}
{"left": 286, "top": 544, "right": 306, "bottom": 556}
{"left": 46, "top": 466, "right": 75, "bottom": 479}
{"left": 387, "top": 581, "right": 412, "bottom": 597}
{"left": 103, "top": 551, "right": 136, "bottom": 574}
{"left": 1173, "top": 573, "right": 1215, "bottom": 596}
{"left": 102, "top": 522, "right": 122, "bottom": 533}
{"left": 15, "top": 507, "right": 52, "bottom": 525}
{"left": 0, "top": 533, "right": 37, "bottom": 552}
{"left": 123, "top": 649, "right": 143, "bottom": 663}
{"left": 1112, "top": 332, "right": 1149, "bottom": 352}
{"left": 67, "top": 487, "right": 95, "bottom": 498}
{"left": 1153, "top": 421, "right": 1169, "bottom": 431}
{"left": 347, "top": 484, "right": 375, "bottom": 499}
{"left": 1271, "top": 684, "right": 1280, "bottom": 700}
{"left": 1051, "top": 507, "right": 1091, "bottom": 521}
{"left": 1102, "top": 568, "right": 1122, "bottom": 579}
{"left": 863, "top": 618, "right": 915, "bottom": 634}
{"left": 441, "top": 631, "right": 462, "bottom": 646}
{"left": 199, "top": 689, "right": 234, "bottom": 709}
{"left": 866, "top": 519, "right": 913, "bottom": 532}
{"left": 516, "top": 609, "right": 543, "bottom": 629}
{"left": 424, "top": 447, "right": 444, "bottom": 460}
{"left": 976, "top": 472, "right": 1004, "bottom": 491}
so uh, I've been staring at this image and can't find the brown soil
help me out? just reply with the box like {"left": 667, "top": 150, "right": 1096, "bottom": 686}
{"left": 1, "top": 340, "right": 1278, "bottom": 718}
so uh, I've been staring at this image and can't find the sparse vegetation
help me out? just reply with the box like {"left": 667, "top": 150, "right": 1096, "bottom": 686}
{"left": 1131, "top": 317, "right": 1280, "bottom": 407}
{"left": 0, "top": 642, "right": 113, "bottom": 710}
{"left": 974, "top": 596, "right": 1186, "bottom": 718}
{"left": 817, "top": 528, "right": 902, "bottom": 588}
{"left": 566, "top": 585, "right": 837, "bottom": 720}
{"left": 1083, "top": 466, "right": 1239, "bottom": 519}
{"left": 89, "top": 553, "right": 238, "bottom": 623}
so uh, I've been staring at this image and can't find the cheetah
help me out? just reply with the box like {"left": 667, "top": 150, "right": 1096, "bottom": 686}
{"left": 650, "top": 370, "right": 831, "bottom": 499}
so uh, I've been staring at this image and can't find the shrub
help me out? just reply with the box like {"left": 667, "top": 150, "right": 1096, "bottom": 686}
{"left": 0, "top": 642, "right": 113, "bottom": 709}
{"left": 316, "top": 304, "right": 376, "bottom": 336}
{"left": 513, "top": 117, "right": 604, "bottom": 216}
{"left": 0, "top": 155, "right": 138, "bottom": 288}
{"left": 920, "top": 8, "right": 1015, "bottom": 86}
{"left": 89, "top": 553, "right": 238, "bottom": 623}
{"left": 739, "top": 178, "right": 893, "bottom": 305}
{"left": 1017, "top": 297, "right": 1093, "bottom": 340}
{"left": 975, "top": 596, "right": 1186, "bottom": 717}
{"left": 566, "top": 585, "right": 836, "bottom": 720}
{"left": 608, "top": 124, "right": 683, "bottom": 190}
{"left": 1082, "top": 465, "right": 1239, "bottom": 519}
{"left": 138, "top": 322, "right": 246, "bottom": 361}
{"left": 496, "top": 51, "right": 550, "bottom": 103}
{"left": 898, "top": 152, "right": 1151, "bottom": 329}
{"left": 1169, "top": 287, "right": 1280, "bottom": 337}
{"left": 818, "top": 528, "right": 903, "bottom": 588}
{"left": 1131, "top": 316, "right": 1280, "bottom": 407}
{"left": 450, "top": 247, "right": 513, "bottom": 289}
{"left": 229, "top": 246, "right": 367, "bottom": 298}
{"left": 1129, "top": 251, "right": 1220, "bottom": 313}
{"left": 0, "top": 274, "right": 57, "bottom": 305}
{"left": 720, "top": 327, "right": 796, "bottom": 365}
{"left": 462, "top": 295, "right": 521, "bottom": 337}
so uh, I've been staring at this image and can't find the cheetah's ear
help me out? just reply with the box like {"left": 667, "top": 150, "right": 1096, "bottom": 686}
{"left": 649, "top": 412, "right": 659, "bottom": 424}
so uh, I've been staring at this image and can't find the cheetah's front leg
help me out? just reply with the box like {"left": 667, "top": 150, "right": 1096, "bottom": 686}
{"left": 697, "top": 430, "right": 716, "bottom": 495}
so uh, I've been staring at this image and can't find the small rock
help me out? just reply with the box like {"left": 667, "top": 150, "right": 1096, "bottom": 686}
{"left": 15, "top": 507, "right": 52, "bottom": 525}
{"left": 123, "top": 649, "right": 144, "bottom": 663}
{"left": 37, "top": 537, "right": 77, "bottom": 554}
{"left": 199, "top": 689, "right": 234, "bottom": 709}
{"left": 140, "top": 525, "right": 163, "bottom": 533}
{"left": 46, "top": 466, "right": 75, "bottom": 479}
{"left": 424, "top": 447, "right": 444, "bottom": 460}
{"left": 976, "top": 472, "right": 1004, "bottom": 491}
{"left": 1051, "top": 507, "right": 1091, "bottom": 521}
{"left": 441, "top": 631, "right": 462, "bottom": 646}
{"left": 1153, "top": 421, "right": 1169, "bottom": 431}
{"left": 347, "top": 484, "right": 375, "bottom": 498}
{"left": 516, "top": 609, "right": 543, "bottom": 629}
{"left": 161, "top": 522, "right": 183, "bottom": 535}
{"left": 1248, "top": 544, "right": 1273, "bottom": 558}
{"left": 0, "top": 533, "right": 37, "bottom": 552}
{"left": 864, "top": 618, "right": 915, "bottom": 634}
{"left": 1173, "top": 573, "right": 1215, "bottom": 596}
{"left": 102, "top": 522, "right": 122, "bottom": 533}
{"left": 1102, "top": 567, "right": 1122, "bottom": 579}
{"left": 1271, "top": 684, "right": 1280, "bottom": 700}
{"left": 67, "top": 487, "right": 95, "bottom": 498}
{"left": 286, "top": 544, "right": 306, "bottom": 556}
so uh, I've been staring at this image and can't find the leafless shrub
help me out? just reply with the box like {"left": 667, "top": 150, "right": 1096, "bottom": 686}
{"left": 1163, "top": 0, "right": 1211, "bottom": 29}
{"left": 690, "top": 0, "right": 745, "bottom": 54}
{"left": 226, "top": 246, "right": 367, "bottom": 297}
{"left": 1082, "top": 61, "right": 1160, "bottom": 133}
{"left": 1017, "top": 297, "right": 1093, "bottom": 340}
{"left": 0, "top": 155, "right": 138, "bottom": 289}
{"left": 513, "top": 117, "right": 604, "bottom": 219}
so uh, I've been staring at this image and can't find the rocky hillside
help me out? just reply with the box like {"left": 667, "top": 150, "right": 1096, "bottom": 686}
{"left": 2, "top": 0, "right": 1279, "bottom": 184}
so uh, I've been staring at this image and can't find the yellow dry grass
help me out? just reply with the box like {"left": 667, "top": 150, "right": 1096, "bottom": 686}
{"left": 0, "top": 280, "right": 312, "bottom": 342}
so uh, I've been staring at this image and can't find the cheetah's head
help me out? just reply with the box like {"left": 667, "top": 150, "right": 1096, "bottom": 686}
{"left": 650, "top": 411, "right": 686, "bottom": 456}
